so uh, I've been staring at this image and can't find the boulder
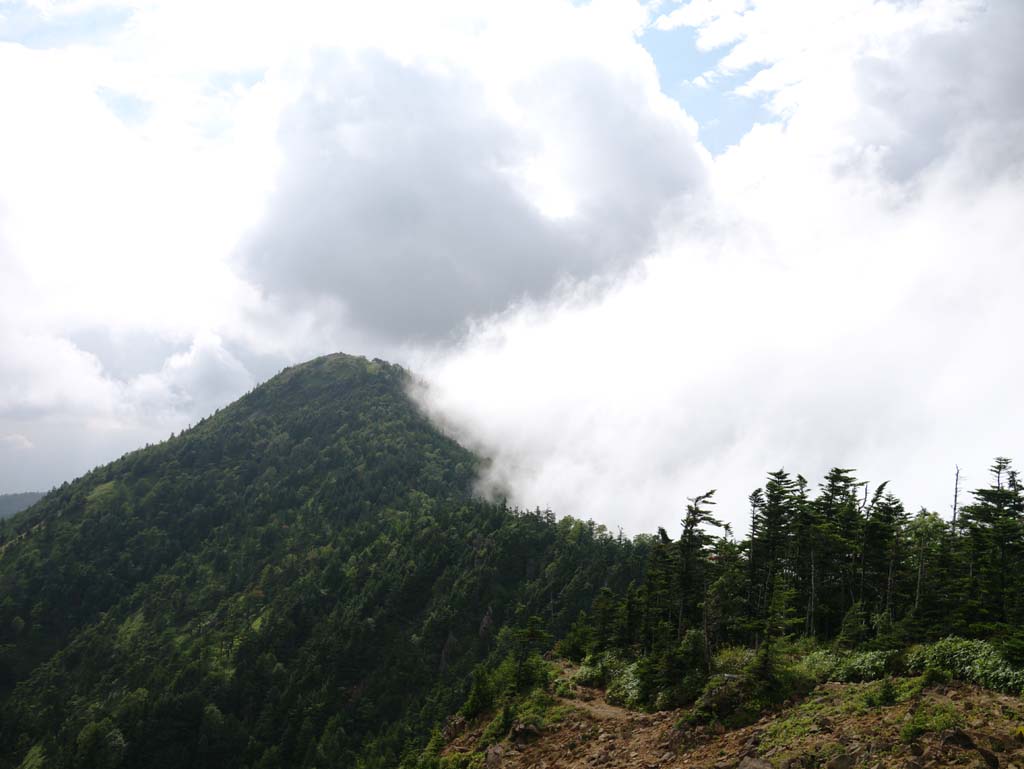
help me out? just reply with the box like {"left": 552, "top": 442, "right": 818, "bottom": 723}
{"left": 826, "top": 754, "right": 855, "bottom": 769}
{"left": 485, "top": 744, "right": 505, "bottom": 769}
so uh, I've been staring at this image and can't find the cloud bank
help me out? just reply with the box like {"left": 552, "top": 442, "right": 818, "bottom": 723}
{"left": 0, "top": 0, "right": 1021, "bottom": 537}
{"left": 413, "top": 0, "right": 1024, "bottom": 532}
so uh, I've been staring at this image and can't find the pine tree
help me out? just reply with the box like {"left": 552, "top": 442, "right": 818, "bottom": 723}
{"left": 677, "top": 491, "right": 722, "bottom": 637}
{"left": 748, "top": 470, "right": 796, "bottom": 631}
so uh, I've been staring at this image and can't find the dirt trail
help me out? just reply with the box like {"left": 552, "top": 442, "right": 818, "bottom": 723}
{"left": 559, "top": 692, "right": 632, "bottom": 722}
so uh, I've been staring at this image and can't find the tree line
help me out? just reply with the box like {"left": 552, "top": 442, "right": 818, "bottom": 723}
{"left": 557, "top": 458, "right": 1024, "bottom": 710}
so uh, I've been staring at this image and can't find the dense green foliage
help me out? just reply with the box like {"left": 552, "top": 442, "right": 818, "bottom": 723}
{"left": 0, "top": 493, "right": 43, "bottom": 521}
{"left": 1, "top": 350, "right": 1021, "bottom": 766}
{"left": 551, "top": 460, "right": 1024, "bottom": 723}
{"left": 0, "top": 355, "right": 644, "bottom": 769}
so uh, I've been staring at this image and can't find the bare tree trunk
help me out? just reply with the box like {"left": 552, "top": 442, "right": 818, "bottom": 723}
{"left": 915, "top": 541, "right": 924, "bottom": 611}
{"left": 952, "top": 465, "right": 961, "bottom": 529}
{"left": 805, "top": 550, "right": 817, "bottom": 636}
{"left": 885, "top": 536, "right": 898, "bottom": 617}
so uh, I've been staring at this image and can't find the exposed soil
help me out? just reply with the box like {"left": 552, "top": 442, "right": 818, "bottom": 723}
{"left": 443, "top": 665, "right": 1024, "bottom": 769}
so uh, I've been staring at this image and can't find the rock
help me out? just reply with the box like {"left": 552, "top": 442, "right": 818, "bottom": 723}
{"left": 977, "top": 747, "right": 999, "bottom": 769}
{"left": 942, "top": 728, "right": 976, "bottom": 750}
{"left": 826, "top": 754, "right": 855, "bottom": 769}
{"left": 869, "top": 739, "right": 893, "bottom": 754}
{"left": 485, "top": 744, "right": 505, "bottom": 769}
{"left": 442, "top": 714, "right": 468, "bottom": 741}
{"left": 737, "top": 758, "right": 772, "bottom": 769}
{"left": 509, "top": 721, "right": 542, "bottom": 745}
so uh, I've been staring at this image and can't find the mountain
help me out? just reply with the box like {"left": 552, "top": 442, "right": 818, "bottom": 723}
{"left": 0, "top": 493, "right": 43, "bottom": 521}
{"left": 3, "top": 351, "right": 1024, "bottom": 769}
{"left": 0, "top": 353, "right": 641, "bottom": 769}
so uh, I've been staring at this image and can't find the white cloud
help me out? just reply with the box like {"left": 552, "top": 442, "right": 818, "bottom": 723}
{"left": 239, "top": 43, "right": 707, "bottom": 342}
{"left": 0, "top": 433, "right": 34, "bottom": 450}
{"left": 414, "top": 0, "right": 1024, "bottom": 534}
{"left": 0, "top": 0, "right": 1021, "bottom": 540}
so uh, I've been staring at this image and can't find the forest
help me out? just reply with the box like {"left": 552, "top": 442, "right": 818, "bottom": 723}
{"left": 0, "top": 352, "right": 1021, "bottom": 769}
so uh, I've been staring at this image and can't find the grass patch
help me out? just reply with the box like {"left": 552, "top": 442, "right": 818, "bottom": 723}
{"left": 900, "top": 701, "right": 962, "bottom": 742}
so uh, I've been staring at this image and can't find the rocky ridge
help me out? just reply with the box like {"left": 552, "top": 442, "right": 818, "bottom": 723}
{"left": 443, "top": 665, "right": 1024, "bottom": 769}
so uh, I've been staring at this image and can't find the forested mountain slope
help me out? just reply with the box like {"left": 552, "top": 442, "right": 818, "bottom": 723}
{"left": 2, "top": 351, "right": 1022, "bottom": 769}
{"left": 0, "top": 493, "right": 43, "bottom": 521}
{"left": 0, "top": 354, "right": 645, "bottom": 769}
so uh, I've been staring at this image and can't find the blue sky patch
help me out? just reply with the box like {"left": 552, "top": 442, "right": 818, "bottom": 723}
{"left": 639, "top": 24, "right": 773, "bottom": 154}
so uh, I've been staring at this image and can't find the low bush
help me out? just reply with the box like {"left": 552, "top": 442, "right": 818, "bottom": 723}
{"left": 713, "top": 645, "right": 755, "bottom": 675}
{"left": 605, "top": 660, "right": 645, "bottom": 709}
{"left": 792, "top": 648, "right": 895, "bottom": 684}
{"left": 832, "top": 650, "right": 897, "bottom": 682}
{"left": 900, "top": 702, "right": 962, "bottom": 742}
{"left": 573, "top": 652, "right": 624, "bottom": 689}
{"left": 862, "top": 677, "right": 898, "bottom": 708}
{"left": 906, "top": 637, "right": 1024, "bottom": 694}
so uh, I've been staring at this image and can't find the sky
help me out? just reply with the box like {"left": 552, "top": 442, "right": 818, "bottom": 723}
{"left": 0, "top": 0, "right": 1021, "bottom": 535}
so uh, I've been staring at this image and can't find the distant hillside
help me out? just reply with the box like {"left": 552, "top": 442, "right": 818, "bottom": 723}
{"left": 0, "top": 492, "right": 43, "bottom": 520}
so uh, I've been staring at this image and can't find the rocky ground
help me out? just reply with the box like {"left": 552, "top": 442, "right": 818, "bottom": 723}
{"left": 442, "top": 666, "right": 1024, "bottom": 769}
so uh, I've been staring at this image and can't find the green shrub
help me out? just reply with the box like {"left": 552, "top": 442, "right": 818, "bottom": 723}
{"left": 832, "top": 650, "right": 896, "bottom": 682}
{"left": 555, "top": 611, "right": 594, "bottom": 662}
{"left": 791, "top": 648, "right": 894, "bottom": 684}
{"left": 479, "top": 703, "right": 515, "bottom": 747}
{"left": 553, "top": 678, "right": 575, "bottom": 698}
{"left": 900, "top": 702, "right": 962, "bottom": 742}
{"left": 437, "top": 753, "right": 485, "bottom": 769}
{"left": 906, "top": 637, "right": 1024, "bottom": 694}
{"left": 920, "top": 666, "right": 951, "bottom": 686}
{"left": 863, "top": 677, "right": 898, "bottom": 708}
{"left": 461, "top": 666, "right": 495, "bottom": 718}
{"left": 794, "top": 649, "right": 841, "bottom": 682}
{"left": 713, "top": 646, "right": 755, "bottom": 675}
{"left": 688, "top": 673, "right": 769, "bottom": 728}
{"left": 688, "top": 646, "right": 812, "bottom": 728}
{"left": 573, "top": 652, "right": 624, "bottom": 688}
{"left": 606, "top": 660, "right": 644, "bottom": 709}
